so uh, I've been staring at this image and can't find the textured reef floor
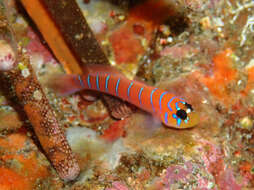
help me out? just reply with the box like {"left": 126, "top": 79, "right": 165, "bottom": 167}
{"left": 0, "top": 0, "right": 254, "bottom": 189}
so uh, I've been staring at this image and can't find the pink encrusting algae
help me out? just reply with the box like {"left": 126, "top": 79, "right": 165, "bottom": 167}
{"left": 199, "top": 140, "right": 242, "bottom": 189}
{"left": 109, "top": 0, "right": 174, "bottom": 65}
{"left": 197, "top": 48, "right": 238, "bottom": 107}
{"left": 0, "top": 133, "right": 51, "bottom": 190}
{"left": 106, "top": 181, "right": 129, "bottom": 190}
{"left": 0, "top": 40, "right": 16, "bottom": 71}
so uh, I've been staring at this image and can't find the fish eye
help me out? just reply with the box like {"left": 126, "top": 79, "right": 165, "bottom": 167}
{"left": 185, "top": 103, "right": 193, "bottom": 111}
{"left": 176, "top": 109, "right": 187, "bottom": 120}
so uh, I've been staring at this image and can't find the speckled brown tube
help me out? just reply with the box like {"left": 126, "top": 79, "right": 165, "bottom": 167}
{"left": 0, "top": 52, "right": 80, "bottom": 181}
{"left": 0, "top": 4, "right": 80, "bottom": 181}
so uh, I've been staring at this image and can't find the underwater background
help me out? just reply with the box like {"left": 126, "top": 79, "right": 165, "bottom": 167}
{"left": 0, "top": 0, "right": 254, "bottom": 189}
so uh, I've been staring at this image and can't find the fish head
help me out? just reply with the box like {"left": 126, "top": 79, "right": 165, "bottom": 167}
{"left": 160, "top": 98, "right": 199, "bottom": 129}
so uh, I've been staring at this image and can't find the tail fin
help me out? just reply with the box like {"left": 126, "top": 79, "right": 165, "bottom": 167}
{"left": 47, "top": 74, "right": 83, "bottom": 96}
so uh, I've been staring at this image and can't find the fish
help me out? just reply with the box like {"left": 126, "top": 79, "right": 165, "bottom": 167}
{"left": 49, "top": 65, "right": 199, "bottom": 128}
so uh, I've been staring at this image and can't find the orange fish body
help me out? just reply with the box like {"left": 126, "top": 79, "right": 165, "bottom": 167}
{"left": 51, "top": 65, "right": 199, "bottom": 128}
{"left": 77, "top": 72, "right": 199, "bottom": 128}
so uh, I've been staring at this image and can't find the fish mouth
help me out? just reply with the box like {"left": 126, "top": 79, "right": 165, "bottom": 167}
{"left": 182, "top": 112, "right": 199, "bottom": 128}
{"left": 162, "top": 111, "right": 199, "bottom": 129}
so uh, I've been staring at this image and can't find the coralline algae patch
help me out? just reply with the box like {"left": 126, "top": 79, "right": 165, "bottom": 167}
{"left": 0, "top": 108, "right": 23, "bottom": 131}
{"left": 113, "top": 55, "right": 253, "bottom": 189}
{"left": 100, "top": 119, "right": 127, "bottom": 142}
{"left": 196, "top": 49, "right": 239, "bottom": 107}
{"left": 108, "top": 0, "right": 178, "bottom": 65}
{"left": 26, "top": 29, "right": 57, "bottom": 64}
{"left": 154, "top": 162, "right": 216, "bottom": 189}
{"left": 191, "top": 47, "right": 254, "bottom": 187}
{"left": 109, "top": 24, "right": 145, "bottom": 65}
{"left": 0, "top": 132, "right": 62, "bottom": 190}
{"left": 119, "top": 123, "right": 242, "bottom": 189}
{"left": 198, "top": 140, "right": 243, "bottom": 190}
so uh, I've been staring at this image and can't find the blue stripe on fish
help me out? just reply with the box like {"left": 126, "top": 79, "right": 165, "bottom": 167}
{"left": 150, "top": 88, "right": 158, "bottom": 112}
{"left": 115, "top": 78, "right": 120, "bottom": 96}
{"left": 164, "top": 112, "right": 168, "bottom": 124}
{"left": 173, "top": 113, "right": 181, "bottom": 127}
{"left": 138, "top": 87, "right": 144, "bottom": 105}
{"left": 177, "top": 118, "right": 181, "bottom": 126}
{"left": 175, "top": 101, "right": 185, "bottom": 111}
{"left": 87, "top": 75, "right": 91, "bottom": 88}
{"left": 167, "top": 96, "right": 176, "bottom": 112}
{"left": 78, "top": 75, "right": 84, "bottom": 88}
{"left": 105, "top": 75, "right": 110, "bottom": 92}
{"left": 127, "top": 82, "right": 133, "bottom": 100}
{"left": 96, "top": 74, "right": 100, "bottom": 90}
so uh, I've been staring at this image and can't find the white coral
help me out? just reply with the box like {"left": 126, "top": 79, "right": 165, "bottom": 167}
{"left": 227, "top": 0, "right": 254, "bottom": 23}
{"left": 226, "top": 0, "right": 254, "bottom": 46}
{"left": 240, "top": 15, "right": 254, "bottom": 46}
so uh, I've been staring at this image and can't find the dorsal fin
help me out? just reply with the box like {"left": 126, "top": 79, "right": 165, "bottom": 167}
{"left": 82, "top": 64, "right": 124, "bottom": 77}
